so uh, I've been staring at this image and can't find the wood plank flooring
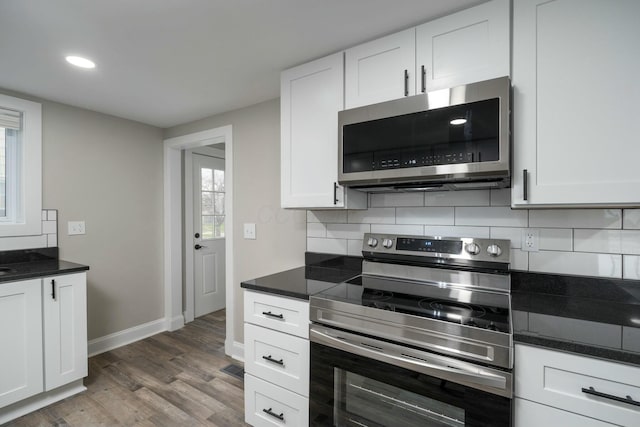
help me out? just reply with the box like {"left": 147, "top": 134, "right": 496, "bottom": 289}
{"left": 5, "top": 310, "right": 248, "bottom": 427}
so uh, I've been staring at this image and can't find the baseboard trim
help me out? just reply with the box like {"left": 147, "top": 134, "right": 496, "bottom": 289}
{"left": 227, "top": 339, "right": 244, "bottom": 362}
{"left": 167, "top": 314, "right": 185, "bottom": 331}
{"left": 88, "top": 318, "right": 167, "bottom": 357}
{"left": 0, "top": 380, "right": 85, "bottom": 425}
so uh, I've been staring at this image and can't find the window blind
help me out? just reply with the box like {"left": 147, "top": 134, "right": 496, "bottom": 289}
{"left": 0, "top": 108, "right": 21, "bottom": 130}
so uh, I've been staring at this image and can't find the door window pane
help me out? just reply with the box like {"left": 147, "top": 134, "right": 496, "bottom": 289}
{"left": 214, "top": 169, "right": 224, "bottom": 191}
{"left": 214, "top": 216, "right": 225, "bottom": 238}
{"left": 202, "top": 215, "right": 214, "bottom": 239}
{"left": 214, "top": 193, "right": 224, "bottom": 215}
{"left": 201, "top": 191, "right": 214, "bottom": 215}
{"left": 201, "top": 167, "right": 213, "bottom": 191}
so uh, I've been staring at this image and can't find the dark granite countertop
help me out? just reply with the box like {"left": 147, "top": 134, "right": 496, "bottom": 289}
{"left": 0, "top": 247, "right": 89, "bottom": 283}
{"left": 240, "top": 253, "right": 362, "bottom": 300}
{"left": 511, "top": 271, "right": 640, "bottom": 366}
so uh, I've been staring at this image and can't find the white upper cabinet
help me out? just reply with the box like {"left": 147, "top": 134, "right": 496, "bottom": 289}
{"left": 512, "top": 0, "right": 640, "bottom": 207}
{"left": 281, "top": 53, "right": 366, "bottom": 209}
{"left": 345, "top": 28, "right": 416, "bottom": 109}
{"left": 416, "top": 0, "right": 510, "bottom": 93}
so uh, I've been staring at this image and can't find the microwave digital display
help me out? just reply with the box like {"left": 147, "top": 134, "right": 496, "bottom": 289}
{"left": 342, "top": 98, "right": 499, "bottom": 174}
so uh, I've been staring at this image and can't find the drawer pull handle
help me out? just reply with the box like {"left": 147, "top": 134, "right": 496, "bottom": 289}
{"left": 263, "top": 407, "right": 284, "bottom": 421}
{"left": 262, "top": 311, "right": 284, "bottom": 320}
{"left": 262, "top": 355, "right": 284, "bottom": 366}
{"left": 581, "top": 386, "right": 640, "bottom": 407}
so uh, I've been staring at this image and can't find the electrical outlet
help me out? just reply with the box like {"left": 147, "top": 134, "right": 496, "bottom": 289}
{"left": 521, "top": 228, "right": 539, "bottom": 252}
{"left": 243, "top": 223, "right": 256, "bottom": 240}
{"left": 68, "top": 221, "right": 86, "bottom": 235}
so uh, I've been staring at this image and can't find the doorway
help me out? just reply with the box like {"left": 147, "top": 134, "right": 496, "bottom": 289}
{"left": 163, "top": 125, "right": 239, "bottom": 359}
{"left": 186, "top": 148, "right": 226, "bottom": 320}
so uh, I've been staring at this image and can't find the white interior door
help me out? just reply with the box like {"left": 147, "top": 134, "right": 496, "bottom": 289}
{"left": 193, "top": 153, "right": 226, "bottom": 317}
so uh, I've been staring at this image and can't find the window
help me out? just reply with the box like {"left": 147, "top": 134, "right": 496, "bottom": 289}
{"left": 200, "top": 167, "right": 225, "bottom": 238}
{"left": 0, "top": 94, "right": 42, "bottom": 236}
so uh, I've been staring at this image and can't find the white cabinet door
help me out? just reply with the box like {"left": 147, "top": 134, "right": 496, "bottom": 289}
{"left": 281, "top": 53, "right": 366, "bottom": 209}
{"left": 512, "top": 0, "right": 640, "bottom": 207}
{"left": 514, "top": 398, "right": 614, "bottom": 427}
{"left": 0, "top": 279, "right": 43, "bottom": 408}
{"left": 345, "top": 28, "right": 415, "bottom": 109}
{"left": 416, "top": 0, "right": 509, "bottom": 93}
{"left": 43, "top": 273, "right": 88, "bottom": 391}
{"left": 245, "top": 374, "right": 309, "bottom": 427}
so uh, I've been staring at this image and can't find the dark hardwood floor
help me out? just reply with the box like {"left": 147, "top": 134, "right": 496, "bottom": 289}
{"left": 5, "top": 310, "right": 248, "bottom": 427}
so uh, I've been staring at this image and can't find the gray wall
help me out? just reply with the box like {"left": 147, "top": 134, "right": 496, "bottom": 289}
{"left": 40, "top": 99, "right": 164, "bottom": 340}
{"left": 165, "top": 98, "right": 307, "bottom": 343}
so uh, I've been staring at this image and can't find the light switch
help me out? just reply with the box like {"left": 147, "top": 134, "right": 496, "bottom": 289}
{"left": 68, "top": 221, "right": 86, "bottom": 235}
{"left": 244, "top": 223, "right": 256, "bottom": 240}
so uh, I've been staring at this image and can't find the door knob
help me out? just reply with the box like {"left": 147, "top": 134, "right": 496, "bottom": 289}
{"left": 195, "top": 244, "right": 206, "bottom": 250}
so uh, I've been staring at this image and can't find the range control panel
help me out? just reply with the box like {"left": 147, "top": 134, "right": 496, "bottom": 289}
{"left": 362, "top": 233, "right": 510, "bottom": 264}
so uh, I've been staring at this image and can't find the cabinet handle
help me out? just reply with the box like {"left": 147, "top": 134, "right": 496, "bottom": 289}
{"left": 262, "top": 311, "right": 284, "bottom": 320}
{"left": 581, "top": 386, "right": 640, "bottom": 407}
{"left": 262, "top": 407, "right": 284, "bottom": 421}
{"left": 333, "top": 182, "right": 339, "bottom": 205}
{"left": 523, "top": 169, "right": 528, "bottom": 201}
{"left": 51, "top": 279, "right": 56, "bottom": 300}
{"left": 404, "top": 69, "right": 409, "bottom": 97}
{"left": 262, "top": 355, "right": 284, "bottom": 366}
{"left": 421, "top": 65, "right": 426, "bottom": 93}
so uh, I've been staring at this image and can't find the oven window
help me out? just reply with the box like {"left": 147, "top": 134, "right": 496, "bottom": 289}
{"left": 335, "top": 369, "right": 464, "bottom": 427}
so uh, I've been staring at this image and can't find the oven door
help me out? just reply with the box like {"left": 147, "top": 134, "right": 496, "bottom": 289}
{"left": 310, "top": 326, "right": 512, "bottom": 427}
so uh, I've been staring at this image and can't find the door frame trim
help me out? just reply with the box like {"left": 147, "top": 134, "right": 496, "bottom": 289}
{"left": 163, "top": 125, "right": 235, "bottom": 357}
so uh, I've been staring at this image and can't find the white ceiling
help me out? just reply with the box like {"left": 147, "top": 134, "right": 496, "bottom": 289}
{"left": 0, "top": 0, "right": 486, "bottom": 128}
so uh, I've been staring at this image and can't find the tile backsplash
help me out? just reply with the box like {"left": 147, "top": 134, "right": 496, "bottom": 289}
{"left": 307, "top": 189, "right": 640, "bottom": 280}
{"left": 0, "top": 209, "right": 58, "bottom": 251}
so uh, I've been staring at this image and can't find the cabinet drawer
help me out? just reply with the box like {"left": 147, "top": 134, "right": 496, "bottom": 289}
{"left": 515, "top": 398, "right": 613, "bottom": 427}
{"left": 244, "top": 290, "right": 309, "bottom": 338}
{"left": 245, "top": 323, "right": 309, "bottom": 397}
{"left": 245, "top": 374, "right": 309, "bottom": 427}
{"left": 515, "top": 344, "right": 640, "bottom": 426}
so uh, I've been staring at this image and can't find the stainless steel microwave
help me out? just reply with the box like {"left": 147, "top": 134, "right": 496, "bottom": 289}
{"left": 338, "top": 77, "right": 511, "bottom": 191}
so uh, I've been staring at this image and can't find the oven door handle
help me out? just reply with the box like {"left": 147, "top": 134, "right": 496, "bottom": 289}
{"left": 310, "top": 326, "right": 510, "bottom": 396}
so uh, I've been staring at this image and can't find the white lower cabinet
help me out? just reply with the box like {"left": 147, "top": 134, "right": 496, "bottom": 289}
{"left": 515, "top": 344, "right": 640, "bottom": 426}
{"left": 0, "top": 279, "right": 44, "bottom": 408}
{"left": 244, "top": 290, "right": 310, "bottom": 427}
{"left": 515, "top": 398, "right": 613, "bottom": 427}
{"left": 0, "top": 272, "right": 88, "bottom": 423}
{"left": 245, "top": 374, "right": 309, "bottom": 427}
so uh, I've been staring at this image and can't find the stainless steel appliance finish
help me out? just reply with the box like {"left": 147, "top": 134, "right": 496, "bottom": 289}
{"left": 338, "top": 77, "right": 510, "bottom": 191}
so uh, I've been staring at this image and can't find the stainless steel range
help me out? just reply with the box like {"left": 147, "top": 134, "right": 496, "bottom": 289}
{"left": 309, "top": 233, "right": 513, "bottom": 427}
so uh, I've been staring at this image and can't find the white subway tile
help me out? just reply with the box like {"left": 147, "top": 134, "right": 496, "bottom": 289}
{"left": 307, "top": 223, "right": 326, "bottom": 238}
{"left": 490, "top": 227, "right": 524, "bottom": 249}
{"left": 529, "top": 251, "right": 622, "bottom": 278}
{"left": 510, "top": 249, "right": 529, "bottom": 271}
{"left": 623, "top": 255, "right": 640, "bottom": 279}
{"left": 455, "top": 207, "right": 527, "bottom": 227}
{"left": 326, "top": 223, "right": 370, "bottom": 239}
{"left": 529, "top": 209, "right": 622, "bottom": 229}
{"left": 490, "top": 189, "right": 511, "bottom": 206}
{"left": 307, "top": 210, "right": 348, "bottom": 224}
{"left": 47, "top": 234, "right": 58, "bottom": 247}
{"left": 347, "top": 240, "right": 364, "bottom": 256}
{"left": 0, "top": 235, "right": 48, "bottom": 251}
{"left": 621, "top": 231, "right": 640, "bottom": 255}
{"left": 370, "top": 192, "right": 424, "bottom": 207}
{"left": 348, "top": 208, "right": 395, "bottom": 224}
{"left": 47, "top": 210, "right": 57, "bottom": 221}
{"left": 425, "top": 190, "right": 490, "bottom": 207}
{"left": 371, "top": 224, "right": 424, "bottom": 235}
{"left": 424, "top": 226, "right": 489, "bottom": 239}
{"left": 41, "top": 210, "right": 47, "bottom": 220}
{"left": 623, "top": 327, "right": 640, "bottom": 353}
{"left": 623, "top": 209, "right": 640, "bottom": 229}
{"left": 574, "top": 229, "right": 621, "bottom": 254}
{"left": 42, "top": 220, "right": 57, "bottom": 235}
{"left": 307, "top": 237, "right": 347, "bottom": 255}
{"left": 396, "top": 207, "right": 454, "bottom": 225}
{"left": 539, "top": 228, "right": 573, "bottom": 251}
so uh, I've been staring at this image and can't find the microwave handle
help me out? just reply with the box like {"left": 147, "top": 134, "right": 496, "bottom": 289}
{"left": 523, "top": 169, "right": 528, "bottom": 201}
{"left": 333, "top": 182, "right": 339, "bottom": 205}
{"left": 404, "top": 69, "right": 409, "bottom": 97}
{"left": 421, "top": 65, "right": 426, "bottom": 93}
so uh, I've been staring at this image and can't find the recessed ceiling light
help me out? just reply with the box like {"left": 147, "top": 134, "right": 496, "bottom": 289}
{"left": 65, "top": 56, "right": 96, "bottom": 69}
{"left": 450, "top": 118, "right": 467, "bottom": 125}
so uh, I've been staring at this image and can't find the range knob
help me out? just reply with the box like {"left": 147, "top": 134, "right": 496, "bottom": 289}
{"left": 382, "top": 238, "right": 394, "bottom": 249}
{"left": 367, "top": 237, "right": 379, "bottom": 248}
{"left": 487, "top": 244, "right": 503, "bottom": 257}
{"left": 465, "top": 243, "right": 481, "bottom": 255}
